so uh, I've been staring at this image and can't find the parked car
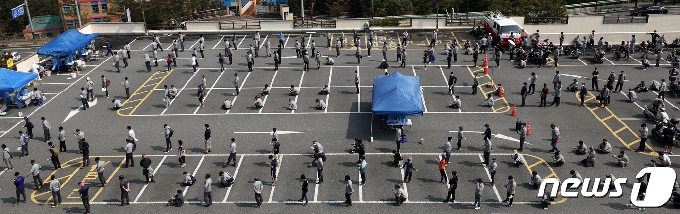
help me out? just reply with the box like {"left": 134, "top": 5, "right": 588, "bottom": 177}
{"left": 630, "top": 5, "right": 669, "bottom": 16}
{"left": 11, "top": 52, "right": 20, "bottom": 61}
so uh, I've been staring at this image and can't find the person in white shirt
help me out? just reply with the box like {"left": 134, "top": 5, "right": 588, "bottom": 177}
{"left": 450, "top": 96, "right": 461, "bottom": 108}
{"left": 222, "top": 99, "right": 232, "bottom": 110}
{"left": 254, "top": 96, "right": 263, "bottom": 109}
{"left": 262, "top": 84, "right": 271, "bottom": 95}
{"left": 289, "top": 85, "right": 300, "bottom": 96}
{"left": 316, "top": 99, "right": 327, "bottom": 110}
{"left": 190, "top": 54, "right": 197, "bottom": 73}
{"left": 319, "top": 84, "right": 330, "bottom": 95}
{"left": 483, "top": 94, "right": 494, "bottom": 107}
{"left": 654, "top": 152, "right": 672, "bottom": 166}
{"left": 326, "top": 57, "right": 334, "bottom": 65}
{"left": 288, "top": 98, "right": 297, "bottom": 110}
{"left": 112, "top": 99, "right": 122, "bottom": 110}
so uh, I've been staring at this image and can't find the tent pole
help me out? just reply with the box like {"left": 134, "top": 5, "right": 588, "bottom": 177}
{"left": 370, "top": 114, "right": 374, "bottom": 142}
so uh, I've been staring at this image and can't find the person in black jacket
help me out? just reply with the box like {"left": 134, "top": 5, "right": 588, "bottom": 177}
{"left": 23, "top": 117, "right": 34, "bottom": 139}
{"left": 140, "top": 155, "right": 155, "bottom": 184}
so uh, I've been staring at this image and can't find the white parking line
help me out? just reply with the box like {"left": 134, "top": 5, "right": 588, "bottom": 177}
{"left": 161, "top": 68, "right": 201, "bottom": 115}
{"left": 212, "top": 36, "right": 225, "bottom": 49}
{"left": 652, "top": 91, "right": 680, "bottom": 111}
{"left": 237, "top": 35, "right": 247, "bottom": 50}
{"left": 292, "top": 71, "right": 306, "bottom": 113}
{"left": 226, "top": 72, "right": 251, "bottom": 114}
{"left": 259, "top": 35, "right": 269, "bottom": 49}
{"left": 478, "top": 154, "right": 502, "bottom": 202}
{"left": 314, "top": 170, "right": 320, "bottom": 201}
{"left": 183, "top": 155, "right": 205, "bottom": 196}
{"left": 326, "top": 67, "right": 332, "bottom": 113}
{"left": 193, "top": 70, "right": 227, "bottom": 114}
{"left": 222, "top": 155, "right": 244, "bottom": 202}
{"left": 284, "top": 35, "right": 290, "bottom": 48}
{"left": 619, "top": 91, "right": 645, "bottom": 110}
{"left": 134, "top": 155, "right": 167, "bottom": 202}
{"left": 357, "top": 66, "right": 361, "bottom": 112}
{"left": 358, "top": 169, "right": 363, "bottom": 202}
{"left": 268, "top": 155, "right": 283, "bottom": 203}
{"left": 260, "top": 70, "right": 279, "bottom": 113}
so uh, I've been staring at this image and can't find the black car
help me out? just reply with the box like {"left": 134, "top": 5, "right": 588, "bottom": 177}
{"left": 630, "top": 6, "right": 669, "bottom": 16}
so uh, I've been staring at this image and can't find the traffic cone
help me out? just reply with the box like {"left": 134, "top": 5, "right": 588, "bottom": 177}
{"left": 483, "top": 54, "right": 489, "bottom": 74}
{"left": 526, "top": 122, "right": 531, "bottom": 135}
{"left": 498, "top": 87, "right": 504, "bottom": 97}
{"left": 511, "top": 104, "right": 517, "bottom": 116}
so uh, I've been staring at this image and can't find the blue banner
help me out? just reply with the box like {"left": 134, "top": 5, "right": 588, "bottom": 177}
{"left": 12, "top": 4, "right": 25, "bottom": 19}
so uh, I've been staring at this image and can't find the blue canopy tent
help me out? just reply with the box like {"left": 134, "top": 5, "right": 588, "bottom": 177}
{"left": 372, "top": 71, "right": 423, "bottom": 115}
{"left": 37, "top": 29, "right": 98, "bottom": 72}
{"left": 371, "top": 71, "right": 423, "bottom": 142}
{"left": 0, "top": 68, "right": 40, "bottom": 111}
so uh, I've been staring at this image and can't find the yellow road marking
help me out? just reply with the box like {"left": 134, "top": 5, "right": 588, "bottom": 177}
{"left": 522, "top": 153, "right": 567, "bottom": 204}
{"left": 31, "top": 157, "right": 84, "bottom": 204}
{"left": 527, "top": 161, "right": 543, "bottom": 169}
{"left": 117, "top": 69, "right": 174, "bottom": 116}
{"left": 577, "top": 91, "right": 657, "bottom": 156}
{"left": 601, "top": 115, "right": 614, "bottom": 121}
{"left": 89, "top": 157, "right": 125, "bottom": 203}
{"left": 451, "top": 32, "right": 462, "bottom": 48}
{"left": 119, "top": 106, "right": 133, "bottom": 111}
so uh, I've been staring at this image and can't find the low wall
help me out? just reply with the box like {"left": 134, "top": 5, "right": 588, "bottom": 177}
{"left": 185, "top": 22, "right": 221, "bottom": 32}
{"left": 411, "top": 18, "right": 446, "bottom": 29}
{"left": 16, "top": 53, "right": 39, "bottom": 72}
{"left": 336, "top": 19, "right": 368, "bottom": 30}
{"left": 260, "top": 21, "right": 294, "bottom": 31}
{"left": 513, "top": 15, "right": 680, "bottom": 45}
{"left": 79, "top": 23, "right": 147, "bottom": 35}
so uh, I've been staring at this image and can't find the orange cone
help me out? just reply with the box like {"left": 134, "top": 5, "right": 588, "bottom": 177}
{"left": 498, "top": 87, "right": 504, "bottom": 97}
{"left": 526, "top": 122, "right": 531, "bottom": 135}
{"left": 483, "top": 54, "right": 489, "bottom": 74}
{"left": 511, "top": 104, "right": 517, "bottom": 116}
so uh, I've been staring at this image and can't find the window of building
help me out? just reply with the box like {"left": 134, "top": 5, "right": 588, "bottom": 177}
{"left": 63, "top": 4, "right": 70, "bottom": 12}
{"left": 94, "top": 18, "right": 102, "bottom": 22}
{"left": 91, "top": 2, "right": 100, "bottom": 14}
{"left": 101, "top": 1, "right": 108, "bottom": 13}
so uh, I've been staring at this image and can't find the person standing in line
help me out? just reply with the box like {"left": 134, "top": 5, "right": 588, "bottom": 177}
{"left": 403, "top": 157, "right": 418, "bottom": 183}
{"left": 57, "top": 126, "right": 66, "bottom": 152}
{"left": 144, "top": 54, "right": 151, "bottom": 72}
{"left": 578, "top": 83, "right": 587, "bottom": 107}
{"left": 443, "top": 171, "right": 458, "bottom": 203}
{"left": 520, "top": 82, "right": 528, "bottom": 107}
{"left": 310, "top": 40, "right": 316, "bottom": 58}
{"left": 178, "top": 140, "right": 186, "bottom": 168}
{"left": 471, "top": 73, "right": 479, "bottom": 95}
{"left": 101, "top": 75, "right": 110, "bottom": 99}
{"left": 400, "top": 48, "right": 407, "bottom": 68}
{"left": 114, "top": 52, "right": 121, "bottom": 72}
{"left": 28, "top": 160, "right": 42, "bottom": 190}
{"left": 49, "top": 174, "right": 62, "bottom": 208}
{"left": 529, "top": 72, "right": 537, "bottom": 95}
{"left": 190, "top": 54, "right": 197, "bottom": 73}
{"left": 197, "top": 84, "right": 205, "bottom": 108}
{"left": 19, "top": 130, "right": 29, "bottom": 157}
{"left": 95, "top": 157, "right": 105, "bottom": 186}
{"left": 316, "top": 51, "right": 322, "bottom": 69}
{"left": 359, "top": 157, "right": 367, "bottom": 185}
{"left": 268, "top": 155, "right": 278, "bottom": 186}
{"left": 253, "top": 177, "right": 263, "bottom": 208}
{"left": 226, "top": 138, "right": 237, "bottom": 167}
{"left": 552, "top": 71, "right": 561, "bottom": 89}
{"left": 367, "top": 41, "right": 373, "bottom": 57}
{"left": 124, "top": 42, "right": 131, "bottom": 59}
{"left": 123, "top": 77, "right": 130, "bottom": 99}
{"left": 550, "top": 124, "right": 560, "bottom": 152}
{"left": 489, "top": 158, "right": 497, "bottom": 185}
{"left": 105, "top": 40, "right": 114, "bottom": 57}
{"left": 354, "top": 70, "right": 360, "bottom": 94}
{"left": 539, "top": 83, "right": 549, "bottom": 107}
{"left": 355, "top": 44, "right": 362, "bottom": 64}
{"left": 303, "top": 52, "right": 310, "bottom": 71}
{"left": 81, "top": 139, "right": 89, "bottom": 168}
{"left": 636, "top": 123, "right": 648, "bottom": 152}
{"left": 314, "top": 153, "right": 324, "bottom": 183}
{"left": 472, "top": 178, "right": 484, "bottom": 209}
{"left": 23, "top": 116, "right": 35, "bottom": 136}
{"left": 438, "top": 154, "right": 448, "bottom": 183}
{"left": 614, "top": 71, "right": 626, "bottom": 92}
{"left": 553, "top": 47, "right": 560, "bottom": 69}
{"left": 163, "top": 124, "right": 172, "bottom": 153}
{"left": 502, "top": 175, "right": 516, "bottom": 207}
{"left": 119, "top": 175, "right": 130, "bottom": 206}
{"left": 518, "top": 124, "right": 527, "bottom": 152}
{"left": 178, "top": 33, "right": 185, "bottom": 52}
{"left": 298, "top": 174, "right": 309, "bottom": 206}
{"left": 204, "top": 124, "right": 211, "bottom": 153}
{"left": 448, "top": 72, "right": 457, "bottom": 94}
{"left": 140, "top": 155, "right": 155, "bottom": 184}
{"left": 335, "top": 39, "right": 341, "bottom": 57}
{"left": 344, "top": 175, "right": 354, "bottom": 207}
{"left": 226, "top": 44, "right": 233, "bottom": 65}
{"left": 265, "top": 39, "right": 271, "bottom": 57}
{"left": 123, "top": 139, "right": 134, "bottom": 168}
{"left": 76, "top": 182, "right": 91, "bottom": 213}
{"left": 2, "top": 144, "right": 13, "bottom": 171}
{"left": 203, "top": 174, "right": 212, "bottom": 207}
{"left": 127, "top": 126, "right": 137, "bottom": 150}
{"left": 14, "top": 172, "right": 26, "bottom": 205}
{"left": 121, "top": 50, "right": 129, "bottom": 68}
{"left": 218, "top": 53, "right": 225, "bottom": 72}
{"left": 153, "top": 49, "right": 159, "bottom": 67}
{"left": 483, "top": 138, "right": 492, "bottom": 166}
{"left": 456, "top": 126, "right": 465, "bottom": 152}
{"left": 199, "top": 41, "right": 205, "bottom": 58}
{"left": 41, "top": 117, "right": 51, "bottom": 142}
{"left": 472, "top": 50, "right": 479, "bottom": 67}
{"left": 48, "top": 142, "right": 60, "bottom": 170}
{"left": 444, "top": 137, "right": 452, "bottom": 165}
{"left": 591, "top": 68, "right": 600, "bottom": 91}
{"left": 79, "top": 87, "right": 89, "bottom": 110}
{"left": 233, "top": 73, "right": 240, "bottom": 96}
{"left": 165, "top": 54, "right": 172, "bottom": 72}
{"left": 75, "top": 129, "right": 84, "bottom": 153}
{"left": 382, "top": 42, "right": 388, "bottom": 61}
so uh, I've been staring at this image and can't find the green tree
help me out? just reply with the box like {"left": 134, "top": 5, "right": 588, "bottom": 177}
{"left": 0, "top": 0, "right": 59, "bottom": 37}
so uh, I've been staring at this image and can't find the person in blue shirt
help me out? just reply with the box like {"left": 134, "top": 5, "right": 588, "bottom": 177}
{"left": 166, "top": 190, "right": 184, "bottom": 207}
{"left": 14, "top": 172, "right": 26, "bottom": 205}
{"left": 78, "top": 182, "right": 90, "bottom": 213}
{"left": 278, "top": 32, "right": 285, "bottom": 48}
{"left": 105, "top": 40, "right": 114, "bottom": 57}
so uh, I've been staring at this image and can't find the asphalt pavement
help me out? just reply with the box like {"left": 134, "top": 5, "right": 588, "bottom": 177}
{"left": 0, "top": 31, "right": 677, "bottom": 214}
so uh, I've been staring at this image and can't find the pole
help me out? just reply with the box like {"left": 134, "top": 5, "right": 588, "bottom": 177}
{"left": 371, "top": 0, "right": 374, "bottom": 19}
{"left": 301, "top": 0, "right": 304, "bottom": 26}
{"left": 23, "top": 0, "right": 35, "bottom": 40}
{"left": 75, "top": 1, "right": 82, "bottom": 28}
{"left": 142, "top": 0, "right": 147, "bottom": 24}
{"left": 435, "top": 0, "right": 439, "bottom": 30}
